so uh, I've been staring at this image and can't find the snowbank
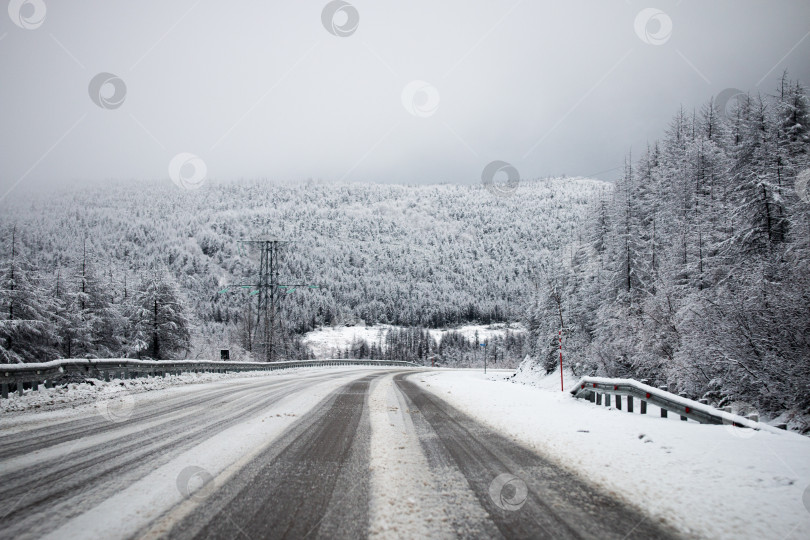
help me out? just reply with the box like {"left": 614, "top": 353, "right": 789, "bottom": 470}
{"left": 412, "top": 370, "right": 810, "bottom": 539}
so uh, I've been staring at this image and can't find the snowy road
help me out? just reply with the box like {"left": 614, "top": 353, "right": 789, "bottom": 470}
{"left": 1, "top": 368, "right": 679, "bottom": 539}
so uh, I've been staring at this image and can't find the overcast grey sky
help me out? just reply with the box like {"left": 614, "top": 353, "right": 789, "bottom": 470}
{"left": 1, "top": 0, "right": 809, "bottom": 196}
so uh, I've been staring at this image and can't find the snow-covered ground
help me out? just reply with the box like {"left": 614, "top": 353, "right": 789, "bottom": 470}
{"left": 303, "top": 325, "right": 393, "bottom": 358}
{"left": 37, "top": 369, "right": 374, "bottom": 540}
{"left": 8, "top": 364, "right": 808, "bottom": 538}
{"left": 411, "top": 369, "right": 810, "bottom": 539}
{"left": 303, "top": 323, "right": 525, "bottom": 358}
{"left": 424, "top": 323, "right": 525, "bottom": 345}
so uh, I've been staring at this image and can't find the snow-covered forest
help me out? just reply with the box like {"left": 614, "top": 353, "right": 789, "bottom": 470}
{"left": 2, "top": 74, "right": 809, "bottom": 417}
{"left": 525, "top": 75, "right": 810, "bottom": 417}
{"left": 322, "top": 324, "right": 527, "bottom": 368}
{"left": 0, "top": 177, "right": 603, "bottom": 365}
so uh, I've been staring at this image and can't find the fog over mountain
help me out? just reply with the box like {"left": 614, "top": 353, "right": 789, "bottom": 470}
{"left": 1, "top": 0, "right": 809, "bottom": 194}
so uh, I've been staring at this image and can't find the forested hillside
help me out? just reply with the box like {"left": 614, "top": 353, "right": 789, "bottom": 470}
{"left": 525, "top": 75, "right": 810, "bottom": 418}
{"left": 0, "top": 177, "right": 604, "bottom": 363}
{"left": 4, "top": 74, "right": 808, "bottom": 419}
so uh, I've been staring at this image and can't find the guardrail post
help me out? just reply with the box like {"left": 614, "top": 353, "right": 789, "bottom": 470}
{"left": 595, "top": 392, "right": 602, "bottom": 405}
{"left": 2, "top": 383, "right": 8, "bottom": 399}
{"left": 616, "top": 395, "right": 622, "bottom": 410}
{"left": 627, "top": 395, "right": 633, "bottom": 413}
{"left": 658, "top": 386, "right": 668, "bottom": 417}
{"left": 678, "top": 393, "right": 688, "bottom": 421}
{"left": 18, "top": 383, "right": 24, "bottom": 396}
{"left": 640, "top": 382, "right": 649, "bottom": 414}
{"left": 605, "top": 394, "right": 611, "bottom": 407}
{"left": 32, "top": 380, "right": 39, "bottom": 391}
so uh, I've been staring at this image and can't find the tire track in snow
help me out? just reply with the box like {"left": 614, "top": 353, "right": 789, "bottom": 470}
{"left": 0, "top": 378, "right": 292, "bottom": 458}
{"left": 367, "top": 373, "right": 457, "bottom": 539}
{"left": 395, "top": 373, "right": 681, "bottom": 539}
{"left": 161, "top": 373, "right": 383, "bottom": 539}
{"left": 0, "top": 370, "right": 359, "bottom": 539}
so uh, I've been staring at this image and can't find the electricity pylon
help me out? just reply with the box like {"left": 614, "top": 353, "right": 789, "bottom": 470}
{"left": 218, "top": 237, "right": 318, "bottom": 362}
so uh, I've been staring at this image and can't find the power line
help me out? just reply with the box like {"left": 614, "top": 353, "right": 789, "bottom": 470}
{"left": 579, "top": 164, "right": 624, "bottom": 178}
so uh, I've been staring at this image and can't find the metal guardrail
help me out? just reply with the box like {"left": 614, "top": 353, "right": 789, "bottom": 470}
{"left": 570, "top": 376, "right": 787, "bottom": 433}
{"left": 0, "top": 358, "right": 420, "bottom": 399}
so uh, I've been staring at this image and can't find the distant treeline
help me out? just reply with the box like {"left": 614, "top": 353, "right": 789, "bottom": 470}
{"left": 335, "top": 326, "right": 527, "bottom": 368}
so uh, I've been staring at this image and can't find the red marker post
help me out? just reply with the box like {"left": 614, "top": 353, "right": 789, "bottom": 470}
{"left": 559, "top": 330, "right": 564, "bottom": 392}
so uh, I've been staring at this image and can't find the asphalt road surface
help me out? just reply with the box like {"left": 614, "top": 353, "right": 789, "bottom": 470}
{"left": 0, "top": 368, "right": 681, "bottom": 539}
